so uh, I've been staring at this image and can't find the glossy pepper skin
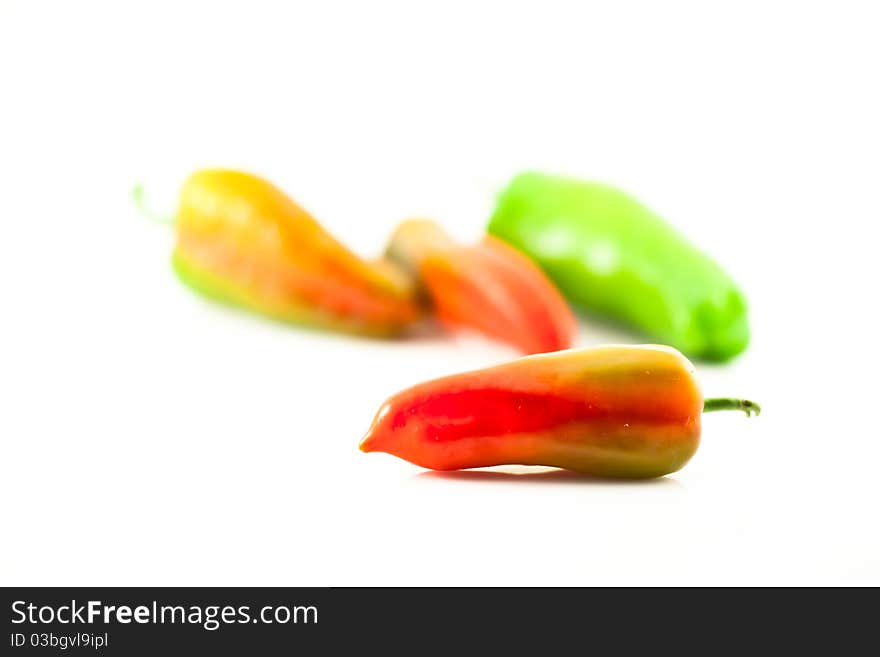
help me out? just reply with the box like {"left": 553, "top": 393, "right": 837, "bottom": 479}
{"left": 385, "top": 219, "right": 576, "bottom": 354}
{"left": 173, "top": 170, "right": 420, "bottom": 336}
{"left": 488, "top": 172, "right": 750, "bottom": 361}
{"left": 361, "top": 345, "right": 759, "bottom": 478}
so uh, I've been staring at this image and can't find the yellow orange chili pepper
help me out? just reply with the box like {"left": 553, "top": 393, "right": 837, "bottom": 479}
{"left": 172, "top": 170, "right": 420, "bottom": 336}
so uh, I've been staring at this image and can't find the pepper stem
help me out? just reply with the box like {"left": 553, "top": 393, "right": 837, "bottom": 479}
{"left": 703, "top": 398, "right": 761, "bottom": 416}
{"left": 132, "top": 183, "right": 175, "bottom": 226}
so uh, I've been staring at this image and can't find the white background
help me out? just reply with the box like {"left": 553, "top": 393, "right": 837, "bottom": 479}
{"left": 1, "top": 1, "right": 878, "bottom": 585}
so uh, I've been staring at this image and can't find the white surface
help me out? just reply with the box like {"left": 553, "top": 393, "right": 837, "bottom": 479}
{"left": 1, "top": 1, "right": 878, "bottom": 586}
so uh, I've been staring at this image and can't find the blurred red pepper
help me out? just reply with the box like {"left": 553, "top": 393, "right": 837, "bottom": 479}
{"left": 386, "top": 219, "right": 576, "bottom": 354}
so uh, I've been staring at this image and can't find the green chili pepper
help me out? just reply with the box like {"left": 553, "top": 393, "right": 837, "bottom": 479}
{"left": 487, "top": 172, "right": 750, "bottom": 361}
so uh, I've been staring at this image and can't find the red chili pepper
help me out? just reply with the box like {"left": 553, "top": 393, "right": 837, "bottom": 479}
{"left": 360, "top": 345, "right": 759, "bottom": 478}
{"left": 385, "top": 219, "right": 576, "bottom": 354}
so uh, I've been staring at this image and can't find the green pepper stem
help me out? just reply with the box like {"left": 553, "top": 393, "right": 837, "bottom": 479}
{"left": 703, "top": 398, "right": 761, "bottom": 416}
{"left": 132, "top": 184, "right": 175, "bottom": 226}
